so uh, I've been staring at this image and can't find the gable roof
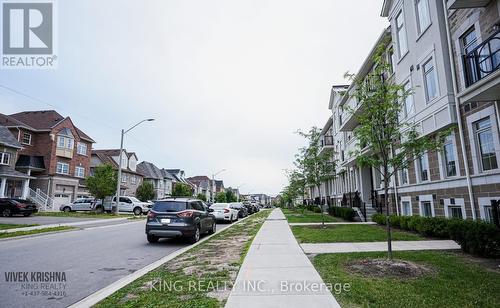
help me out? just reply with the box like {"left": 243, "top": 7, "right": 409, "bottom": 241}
{"left": 0, "top": 125, "right": 22, "bottom": 149}
{"left": 0, "top": 113, "right": 34, "bottom": 130}
{"left": 92, "top": 149, "right": 142, "bottom": 175}
{"left": 137, "top": 161, "right": 163, "bottom": 179}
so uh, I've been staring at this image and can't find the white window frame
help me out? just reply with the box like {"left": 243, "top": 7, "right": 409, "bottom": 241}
{"left": 478, "top": 197, "right": 500, "bottom": 222}
{"left": 121, "top": 173, "right": 127, "bottom": 183}
{"left": 56, "top": 162, "right": 70, "bottom": 175}
{"left": 400, "top": 196, "right": 413, "bottom": 216}
{"left": 399, "top": 166, "right": 410, "bottom": 186}
{"left": 57, "top": 135, "right": 74, "bottom": 150}
{"left": 76, "top": 142, "right": 87, "bottom": 156}
{"left": 401, "top": 79, "right": 414, "bottom": 119}
{"left": 21, "top": 132, "right": 32, "bottom": 145}
{"left": 395, "top": 10, "right": 408, "bottom": 59}
{"left": 422, "top": 56, "right": 439, "bottom": 103}
{"left": 131, "top": 175, "right": 136, "bottom": 184}
{"left": 438, "top": 133, "right": 460, "bottom": 179}
{"left": 418, "top": 194, "right": 435, "bottom": 217}
{"left": 443, "top": 198, "right": 466, "bottom": 219}
{"left": 415, "top": 0, "right": 431, "bottom": 36}
{"left": 0, "top": 152, "right": 11, "bottom": 165}
{"left": 415, "top": 152, "right": 430, "bottom": 183}
{"left": 75, "top": 166, "right": 85, "bottom": 178}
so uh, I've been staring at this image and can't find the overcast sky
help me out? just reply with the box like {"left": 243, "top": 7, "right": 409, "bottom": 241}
{"left": 1, "top": 0, "right": 387, "bottom": 195}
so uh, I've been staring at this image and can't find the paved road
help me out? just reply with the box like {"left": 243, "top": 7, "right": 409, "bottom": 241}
{"left": 0, "top": 220, "right": 229, "bottom": 308}
{"left": 0, "top": 216, "right": 104, "bottom": 225}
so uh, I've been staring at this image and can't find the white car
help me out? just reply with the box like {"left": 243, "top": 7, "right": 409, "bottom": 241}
{"left": 100, "top": 196, "right": 153, "bottom": 215}
{"left": 59, "top": 198, "right": 99, "bottom": 212}
{"left": 210, "top": 203, "right": 239, "bottom": 222}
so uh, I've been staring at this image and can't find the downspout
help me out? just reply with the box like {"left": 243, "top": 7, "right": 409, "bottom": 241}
{"left": 442, "top": 0, "right": 477, "bottom": 220}
{"left": 390, "top": 145, "right": 400, "bottom": 216}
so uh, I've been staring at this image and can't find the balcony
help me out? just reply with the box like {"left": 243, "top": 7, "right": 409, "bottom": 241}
{"left": 321, "top": 135, "right": 334, "bottom": 147}
{"left": 460, "top": 30, "right": 500, "bottom": 103}
{"left": 448, "top": 0, "right": 492, "bottom": 9}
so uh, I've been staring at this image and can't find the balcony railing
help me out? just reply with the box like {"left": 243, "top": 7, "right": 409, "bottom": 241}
{"left": 463, "top": 30, "right": 500, "bottom": 87}
{"left": 321, "top": 135, "right": 334, "bottom": 147}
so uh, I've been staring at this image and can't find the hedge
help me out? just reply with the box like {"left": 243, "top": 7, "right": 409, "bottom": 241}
{"left": 372, "top": 213, "right": 500, "bottom": 257}
{"left": 328, "top": 206, "right": 356, "bottom": 221}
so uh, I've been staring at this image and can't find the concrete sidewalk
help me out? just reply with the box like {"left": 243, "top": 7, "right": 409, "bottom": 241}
{"left": 225, "top": 209, "right": 340, "bottom": 308}
{"left": 301, "top": 240, "right": 460, "bottom": 254}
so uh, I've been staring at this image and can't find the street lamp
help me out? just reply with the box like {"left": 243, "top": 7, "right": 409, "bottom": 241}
{"left": 211, "top": 169, "right": 226, "bottom": 203}
{"left": 114, "top": 118, "right": 155, "bottom": 214}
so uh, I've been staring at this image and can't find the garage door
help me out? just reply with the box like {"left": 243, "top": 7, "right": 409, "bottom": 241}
{"left": 53, "top": 193, "right": 72, "bottom": 208}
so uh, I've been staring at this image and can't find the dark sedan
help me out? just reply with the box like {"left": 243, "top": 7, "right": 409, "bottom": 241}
{"left": 0, "top": 198, "right": 38, "bottom": 217}
{"left": 145, "top": 198, "right": 216, "bottom": 244}
{"left": 230, "top": 202, "right": 248, "bottom": 218}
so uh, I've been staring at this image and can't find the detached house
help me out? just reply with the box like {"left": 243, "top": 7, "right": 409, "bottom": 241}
{"left": 0, "top": 110, "right": 95, "bottom": 209}
{"left": 187, "top": 176, "right": 213, "bottom": 201}
{"left": 91, "top": 149, "right": 143, "bottom": 196}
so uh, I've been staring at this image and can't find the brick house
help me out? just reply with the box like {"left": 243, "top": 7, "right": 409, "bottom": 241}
{"left": 0, "top": 110, "right": 95, "bottom": 209}
{"left": 186, "top": 175, "right": 213, "bottom": 201}
{"left": 91, "top": 149, "right": 143, "bottom": 197}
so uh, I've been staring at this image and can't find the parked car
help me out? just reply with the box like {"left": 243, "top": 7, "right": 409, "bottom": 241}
{"left": 243, "top": 202, "right": 255, "bottom": 214}
{"left": 59, "top": 198, "right": 101, "bottom": 212}
{"left": 98, "top": 196, "right": 152, "bottom": 215}
{"left": 230, "top": 202, "right": 248, "bottom": 218}
{"left": 145, "top": 198, "right": 216, "bottom": 243}
{"left": 0, "top": 198, "right": 38, "bottom": 217}
{"left": 210, "top": 203, "right": 239, "bottom": 222}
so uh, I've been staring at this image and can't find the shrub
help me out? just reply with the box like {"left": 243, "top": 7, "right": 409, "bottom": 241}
{"left": 372, "top": 214, "right": 500, "bottom": 257}
{"left": 328, "top": 206, "right": 356, "bottom": 221}
{"left": 313, "top": 206, "right": 322, "bottom": 213}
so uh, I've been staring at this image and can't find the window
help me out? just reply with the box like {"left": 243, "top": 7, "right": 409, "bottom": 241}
{"left": 21, "top": 132, "right": 32, "bottom": 145}
{"left": 483, "top": 206, "right": 493, "bottom": 222}
{"left": 421, "top": 201, "right": 433, "bottom": 217}
{"left": 443, "top": 135, "right": 457, "bottom": 177}
{"left": 415, "top": 0, "right": 431, "bottom": 34}
{"left": 388, "top": 47, "right": 396, "bottom": 74}
{"left": 0, "top": 152, "right": 11, "bottom": 165}
{"left": 423, "top": 58, "right": 438, "bottom": 101}
{"left": 77, "top": 142, "right": 87, "bottom": 155}
{"left": 402, "top": 81, "right": 414, "bottom": 118}
{"left": 121, "top": 174, "right": 127, "bottom": 183}
{"left": 131, "top": 175, "right": 136, "bottom": 184}
{"left": 461, "top": 27, "right": 478, "bottom": 55}
{"left": 400, "top": 167, "right": 409, "bottom": 185}
{"left": 418, "top": 153, "right": 429, "bottom": 182}
{"left": 449, "top": 206, "right": 463, "bottom": 219}
{"left": 396, "top": 11, "right": 408, "bottom": 57}
{"left": 475, "top": 117, "right": 498, "bottom": 171}
{"left": 57, "top": 136, "right": 74, "bottom": 150}
{"left": 56, "top": 162, "right": 70, "bottom": 174}
{"left": 401, "top": 200, "right": 412, "bottom": 216}
{"left": 75, "top": 166, "right": 85, "bottom": 178}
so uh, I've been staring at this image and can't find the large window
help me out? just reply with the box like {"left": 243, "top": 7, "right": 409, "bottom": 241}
{"left": 418, "top": 153, "right": 429, "bottom": 182}
{"left": 0, "top": 152, "right": 11, "bottom": 165}
{"left": 461, "top": 27, "right": 478, "bottom": 55}
{"left": 131, "top": 175, "right": 136, "bottom": 184}
{"left": 402, "top": 81, "right": 414, "bottom": 118}
{"left": 56, "top": 162, "right": 70, "bottom": 174}
{"left": 415, "top": 0, "right": 431, "bottom": 34}
{"left": 449, "top": 206, "right": 463, "bottom": 219}
{"left": 77, "top": 142, "right": 87, "bottom": 155}
{"left": 57, "top": 136, "right": 74, "bottom": 150}
{"left": 475, "top": 117, "right": 498, "bottom": 171}
{"left": 21, "top": 132, "right": 32, "bottom": 145}
{"left": 420, "top": 201, "right": 433, "bottom": 217}
{"left": 423, "top": 58, "right": 438, "bottom": 101}
{"left": 401, "top": 200, "right": 412, "bottom": 216}
{"left": 75, "top": 166, "right": 85, "bottom": 178}
{"left": 121, "top": 174, "right": 127, "bottom": 183}
{"left": 400, "top": 167, "right": 409, "bottom": 185}
{"left": 396, "top": 11, "right": 408, "bottom": 57}
{"left": 443, "top": 136, "right": 457, "bottom": 177}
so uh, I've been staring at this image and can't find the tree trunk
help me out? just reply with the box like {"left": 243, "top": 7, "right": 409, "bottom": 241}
{"left": 384, "top": 174, "right": 393, "bottom": 260}
{"left": 318, "top": 185, "right": 325, "bottom": 228}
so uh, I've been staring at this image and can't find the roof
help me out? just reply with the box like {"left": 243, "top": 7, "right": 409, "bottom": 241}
{"left": 137, "top": 161, "right": 163, "bottom": 179}
{"left": 215, "top": 180, "right": 224, "bottom": 189}
{"left": 0, "top": 165, "right": 35, "bottom": 179}
{"left": 0, "top": 125, "right": 22, "bottom": 149}
{"left": 0, "top": 113, "right": 34, "bottom": 129}
{"left": 160, "top": 169, "right": 175, "bottom": 180}
{"left": 92, "top": 149, "right": 142, "bottom": 175}
{"left": 187, "top": 175, "right": 211, "bottom": 182}
{"left": 15, "top": 155, "right": 45, "bottom": 170}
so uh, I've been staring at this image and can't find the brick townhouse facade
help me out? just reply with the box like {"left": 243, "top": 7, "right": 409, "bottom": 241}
{"left": 0, "top": 110, "right": 95, "bottom": 209}
{"left": 311, "top": 0, "right": 500, "bottom": 222}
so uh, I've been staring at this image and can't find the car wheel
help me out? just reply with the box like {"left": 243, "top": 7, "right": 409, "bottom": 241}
{"left": 23, "top": 212, "right": 32, "bottom": 217}
{"left": 63, "top": 207, "right": 71, "bottom": 212}
{"left": 208, "top": 221, "right": 216, "bottom": 234}
{"left": 2, "top": 209, "right": 12, "bottom": 217}
{"left": 147, "top": 234, "right": 159, "bottom": 243}
{"left": 133, "top": 207, "right": 142, "bottom": 216}
{"left": 189, "top": 225, "right": 201, "bottom": 244}
{"left": 94, "top": 206, "right": 104, "bottom": 214}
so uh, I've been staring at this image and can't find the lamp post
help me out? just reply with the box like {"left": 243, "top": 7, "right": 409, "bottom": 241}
{"left": 211, "top": 169, "right": 226, "bottom": 203}
{"left": 114, "top": 118, "right": 155, "bottom": 214}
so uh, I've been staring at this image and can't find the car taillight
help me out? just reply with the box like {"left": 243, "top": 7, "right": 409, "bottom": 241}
{"left": 224, "top": 208, "right": 229, "bottom": 213}
{"left": 147, "top": 211, "right": 156, "bottom": 218}
{"left": 177, "top": 210, "right": 194, "bottom": 218}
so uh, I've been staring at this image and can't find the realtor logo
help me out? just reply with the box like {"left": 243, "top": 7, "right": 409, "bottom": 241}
{"left": 1, "top": 0, "right": 57, "bottom": 68}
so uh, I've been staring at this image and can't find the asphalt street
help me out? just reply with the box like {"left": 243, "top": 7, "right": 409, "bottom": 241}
{"left": 0, "top": 219, "right": 229, "bottom": 308}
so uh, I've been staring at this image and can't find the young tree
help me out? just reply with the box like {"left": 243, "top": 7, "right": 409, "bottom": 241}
{"left": 136, "top": 181, "right": 155, "bottom": 202}
{"left": 172, "top": 183, "right": 193, "bottom": 197}
{"left": 347, "top": 40, "right": 446, "bottom": 260}
{"left": 86, "top": 164, "right": 117, "bottom": 209}
{"left": 225, "top": 189, "right": 237, "bottom": 203}
{"left": 297, "top": 127, "right": 336, "bottom": 226}
{"left": 196, "top": 193, "right": 207, "bottom": 202}
{"left": 215, "top": 192, "right": 227, "bottom": 203}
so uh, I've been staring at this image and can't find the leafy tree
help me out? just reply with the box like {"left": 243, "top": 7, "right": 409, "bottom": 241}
{"left": 196, "top": 193, "right": 207, "bottom": 202}
{"left": 86, "top": 164, "right": 117, "bottom": 207}
{"left": 172, "top": 183, "right": 193, "bottom": 197}
{"left": 346, "top": 40, "right": 446, "bottom": 260}
{"left": 225, "top": 189, "right": 238, "bottom": 203}
{"left": 215, "top": 192, "right": 227, "bottom": 203}
{"left": 136, "top": 181, "right": 155, "bottom": 202}
{"left": 297, "top": 127, "right": 336, "bottom": 226}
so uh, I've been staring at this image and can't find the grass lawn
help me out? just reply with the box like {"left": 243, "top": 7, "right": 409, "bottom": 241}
{"left": 291, "top": 224, "right": 423, "bottom": 243}
{"left": 35, "top": 212, "right": 130, "bottom": 219}
{"left": 95, "top": 210, "right": 271, "bottom": 308}
{"left": 0, "top": 223, "right": 38, "bottom": 230}
{"left": 313, "top": 251, "right": 500, "bottom": 307}
{"left": 282, "top": 208, "right": 342, "bottom": 223}
{"left": 0, "top": 226, "right": 76, "bottom": 239}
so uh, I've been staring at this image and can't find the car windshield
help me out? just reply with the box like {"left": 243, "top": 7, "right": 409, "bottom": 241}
{"left": 210, "top": 203, "right": 228, "bottom": 209}
{"left": 128, "top": 197, "right": 141, "bottom": 203}
{"left": 152, "top": 201, "right": 187, "bottom": 212}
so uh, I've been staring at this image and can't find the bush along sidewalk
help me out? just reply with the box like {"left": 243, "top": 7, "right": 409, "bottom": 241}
{"left": 95, "top": 210, "right": 271, "bottom": 308}
{"left": 328, "top": 206, "right": 356, "bottom": 221}
{"left": 372, "top": 213, "right": 500, "bottom": 257}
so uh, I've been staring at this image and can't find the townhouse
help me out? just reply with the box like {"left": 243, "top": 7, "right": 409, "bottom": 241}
{"left": 186, "top": 175, "right": 213, "bottom": 201}
{"left": 91, "top": 149, "right": 143, "bottom": 196}
{"left": 312, "top": 0, "right": 500, "bottom": 222}
{"left": 137, "top": 161, "right": 173, "bottom": 199}
{"left": 0, "top": 110, "right": 95, "bottom": 209}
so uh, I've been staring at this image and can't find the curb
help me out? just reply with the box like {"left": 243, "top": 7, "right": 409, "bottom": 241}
{"left": 68, "top": 213, "right": 260, "bottom": 308}
{"left": 0, "top": 217, "right": 128, "bottom": 234}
